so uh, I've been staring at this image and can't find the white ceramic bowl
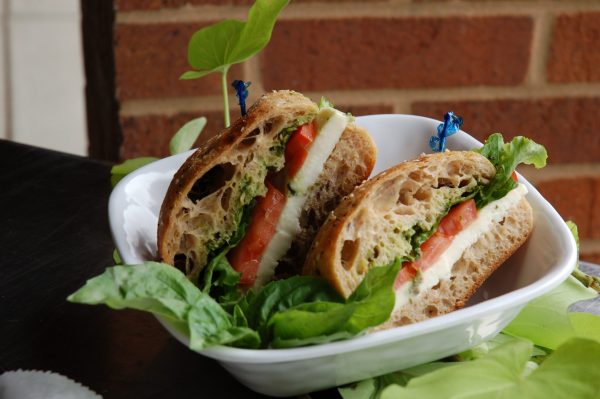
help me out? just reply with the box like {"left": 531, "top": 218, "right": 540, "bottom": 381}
{"left": 109, "top": 114, "right": 577, "bottom": 397}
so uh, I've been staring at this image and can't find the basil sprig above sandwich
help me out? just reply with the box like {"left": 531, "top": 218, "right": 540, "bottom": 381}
{"left": 304, "top": 134, "right": 547, "bottom": 328}
{"left": 158, "top": 91, "right": 376, "bottom": 290}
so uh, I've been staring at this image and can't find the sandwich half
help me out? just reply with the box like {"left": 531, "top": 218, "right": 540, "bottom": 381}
{"left": 158, "top": 90, "right": 376, "bottom": 289}
{"left": 304, "top": 136, "right": 545, "bottom": 328}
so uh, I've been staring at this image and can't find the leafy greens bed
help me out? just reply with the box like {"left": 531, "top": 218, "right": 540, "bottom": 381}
{"left": 68, "top": 260, "right": 400, "bottom": 350}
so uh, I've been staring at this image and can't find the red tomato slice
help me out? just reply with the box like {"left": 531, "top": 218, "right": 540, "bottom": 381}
{"left": 412, "top": 232, "right": 452, "bottom": 271}
{"left": 394, "top": 263, "right": 417, "bottom": 290}
{"left": 285, "top": 121, "right": 317, "bottom": 178}
{"left": 511, "top": 171, "right": 518, "bottom": 182}
{"left": 227, "top": 182, "right": 286, "bottom": 286}
{"left": 437, "top": 199, "right": 477, "bottom": 237}
{"left": 396, "top": 199, "right": 478, "bottom": 289}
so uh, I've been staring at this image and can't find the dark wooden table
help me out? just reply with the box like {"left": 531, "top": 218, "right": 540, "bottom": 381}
{"left": 0, "top": 140, "right": 336, "bottom": 398}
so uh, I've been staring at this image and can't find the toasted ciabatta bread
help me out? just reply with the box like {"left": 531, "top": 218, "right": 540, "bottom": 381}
{"left": 158, "top": 90, "right": 376, "bottom": 283}
{"left": 304, "top": 150, "right": 533, "bottom": 327}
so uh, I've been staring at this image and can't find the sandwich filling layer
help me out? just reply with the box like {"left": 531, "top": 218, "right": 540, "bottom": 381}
{"left": 393, "top": 183, "right": 528, "bottom": 311}
{"left": 255, "top": 108, "right": 349, "bottom": 287}
{"left": 229, "top": 107, "right": 349, "bottom": 288}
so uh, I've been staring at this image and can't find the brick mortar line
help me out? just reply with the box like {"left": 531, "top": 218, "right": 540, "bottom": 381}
{"left": 119, "top": 82, "right": 600, "bottom": 116}
{"left": 244, "top": 56, "right": 265, "bottom": 102}
{"left": 115, "top": 1, "right": 600, "bottom": 24}
{"left": 520, "top": 164, "right": 600, "bottom": 184}
{"left": 526, "top": 11, "right": 553, "bottom": 86}
{"left": 293, "top": 83, "right": 600, "bottom": 106}
{"left": 121, "top": 95, "right": 226, "bottom": 116}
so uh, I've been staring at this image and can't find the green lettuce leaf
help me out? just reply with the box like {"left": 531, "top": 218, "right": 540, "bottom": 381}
{"left": 110, "top": 157, "right": 159, "bottom": 187}
{"left": 455, "top": 333, "right": 547, "bottom": 361}
{"left": 339, "top": 334, "right": 545, "bottom": 399}
{"left": 266, "top": 260, "right": 401, "bottom": 348}
{"left": 474, "top": 134, "right": 547, "bottom": 208}
{"left": 567, "top": 293, "right": 600, "bottom": 339}
{"left": 503, "top": 276, "right": 597, "bottom": 349}
{"left": 239, "top": 276, "right": 343, "bottom": 342}
{"left": 67, "top": 262, "right": 259, "bottom": 350}
{"left": 169, "top": 116, "right": 206, "bottom": 155}
{"left": 339, "top": 362, "right": 452, "bottom": 399}
{"left": 380, "top": 337, "right": 600, "bottom": 399}
{"left": 111, "top": 116, "right": 206, "bottom": 187}
{"left": 200, "top": 251, "right": 242, "bottom": 311}
{"left": 199, "top": 200, "right": 254, "bottom": 305}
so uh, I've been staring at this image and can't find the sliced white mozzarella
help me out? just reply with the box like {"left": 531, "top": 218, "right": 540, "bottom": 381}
{"left": 253, "top": 108, "right": 349, "bottom": 288}
{"left": 289, "top": 108, "right": 348, "bottom": 194}
{"left": 394, "top": 183, "right": 529, "bottom": 311}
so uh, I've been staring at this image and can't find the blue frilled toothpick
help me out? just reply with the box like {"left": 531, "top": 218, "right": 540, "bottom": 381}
{"left": 232, "top": 80, "right": 251, "bottom": 117}
{"left": 429, "top": 112, "right": 463, "bottom": 152}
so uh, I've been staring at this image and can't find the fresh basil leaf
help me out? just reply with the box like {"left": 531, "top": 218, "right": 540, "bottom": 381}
{"left": 67, "top": 262, "right": 200, "bottom": 316}
{"left": 169, "top": 117, "right": 206, "bottom": 155}
{"left": 67, "top": 262, "right": 259, "bottom": 350}
{"left": 182, "top": 0, "right": 288, "bottom": 78}
{"left": 270, "top": 329, "right": 356, "bottom": 349}
{"left": 184, "top": 20, "right": 244, "bottom": 77}
{"left": 266, "top": 260, "right": 401, "bottom": 348}
{"left": 110, "top": 157, "right": 158, "bottom": 187}
{"left": 241, "top": 276, "right": 343, "bottom": 341}
{"left": 187, "top": 295, "right": 259, "bottom": 350}
{"left": 200, "top": 251, "right": 241, "bottom": 310}
{"left": 180, "top": 70, "right": 212, "bottom": 80}
{"left": 199, "top": 201, "right": 254, "bottom": 306}
{"left": 474, "top": 134, "right": 547, "bottom": 208}
{"left": 112, "top": 249, "right": 122, "bottom": 265}
{"left": 380, "top": 338, "right": 600, "bottom": 399}
{"left": 503, "top": 276, "right": 597, "bottom": 349}
{"left": 227, "top": 0, "right": 288, "bottom": 64}
{"left": 268, "top": 300, "right": 356, "bottom": 347}
{"left": 232, "top": 304, "right": 249, "bottom": 328}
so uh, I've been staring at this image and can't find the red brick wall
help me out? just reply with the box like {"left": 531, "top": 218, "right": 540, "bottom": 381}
{"left": 112, "top": 0, "right": 600, "bottom": 263}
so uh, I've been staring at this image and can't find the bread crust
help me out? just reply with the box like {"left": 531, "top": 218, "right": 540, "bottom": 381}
{"left": 303, "top": 151, "right": 496, "bottom": 297}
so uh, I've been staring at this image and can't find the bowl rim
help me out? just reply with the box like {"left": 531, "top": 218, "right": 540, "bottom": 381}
{"left": 109, "top": 113, "right": 577, "bottom": 364}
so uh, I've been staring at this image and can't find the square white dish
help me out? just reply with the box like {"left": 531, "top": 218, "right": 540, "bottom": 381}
{"left": 109, "top": 114, "right": 577, "bottom": 397}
